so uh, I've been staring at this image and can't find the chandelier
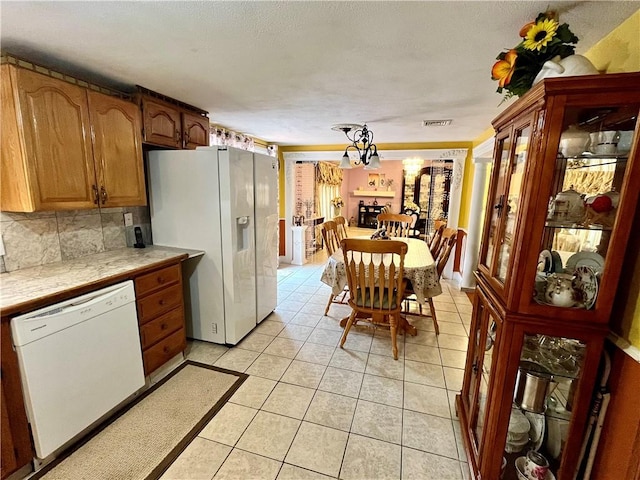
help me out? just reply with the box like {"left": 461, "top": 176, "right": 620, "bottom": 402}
{"left": 332, "top": 124, "right": 381, "bottom": 170}
{"left": 403, "top": 157, "right": 424, "bottom": 181}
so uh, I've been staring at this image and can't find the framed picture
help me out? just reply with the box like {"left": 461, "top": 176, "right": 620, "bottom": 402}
{"left": 367, "top": 173, "right": 379, "bottom": 188}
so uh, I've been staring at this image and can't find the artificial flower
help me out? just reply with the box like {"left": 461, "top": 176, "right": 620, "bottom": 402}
{"left": 523, "top": 17, "right": 559, "bottom": 51}
{"left": 492, "top": 49, "right": 518, "bottom": 87}
{"left": 519, "top": 21, "right": 535, "bottom": 37}
{"left": 491, "top": 11, "right": 579, "bottom": 102}
{"left": 331, "top": 196, "right": 344, "bottom": 208}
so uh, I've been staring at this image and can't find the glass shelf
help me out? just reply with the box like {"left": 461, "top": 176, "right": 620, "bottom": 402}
{"left": 545, "top": 222, "right": 613, "bottom": 232}
{"left": 563, "top": 155, "right": 628, "bottom": 170}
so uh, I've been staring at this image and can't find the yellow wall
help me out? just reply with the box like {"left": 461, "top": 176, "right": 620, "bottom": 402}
{"left": 583, "top": 8, "right": 640, "bottom": 347}
{"left": 584, "top": 9, "right": 640, "bottom": 73}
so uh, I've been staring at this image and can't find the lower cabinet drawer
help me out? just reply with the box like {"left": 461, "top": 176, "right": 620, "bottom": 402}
{"left": 137, "top": 283, "right": 183, "bottom": 324}
{"left": 140, "top": 307, "right": 183, "bottom": 349}
{"left": 142, "top": 328, "right": 186, "bottom": 376}
{"left": 135, "top": 264, "right": 181, "bottom": 297}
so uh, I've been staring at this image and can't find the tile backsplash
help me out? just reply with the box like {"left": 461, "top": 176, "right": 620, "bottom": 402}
{"left": 0, "top": 206, "right": 152, "bottom": 273}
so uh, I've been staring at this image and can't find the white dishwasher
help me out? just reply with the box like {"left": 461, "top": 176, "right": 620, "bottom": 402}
{"left": 11, "top": 280, "right": 145, "bottom": 460}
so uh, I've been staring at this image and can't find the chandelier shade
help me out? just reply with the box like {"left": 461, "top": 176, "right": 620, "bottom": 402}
{"left": 332, "top": 123, "right": 380, "bottom": 170}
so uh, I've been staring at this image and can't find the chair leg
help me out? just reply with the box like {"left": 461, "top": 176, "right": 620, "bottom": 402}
{"left": 389, "top": 314, "right": 399, "bottom": 360}
{"left": 324, "top": 293, "right": 334, "bottom": 315}
{"left": 340, "top": 310, "right": 358, "bottom": 348}
{"left": 428, "top": 298, "right": 439, "bottom": 335}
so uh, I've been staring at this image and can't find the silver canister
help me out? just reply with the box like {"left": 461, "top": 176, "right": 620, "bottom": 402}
{"left": 520, "top": 372, "right": 551, "bottom": 413}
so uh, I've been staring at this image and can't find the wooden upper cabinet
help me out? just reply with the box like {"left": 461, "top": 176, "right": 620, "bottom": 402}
{"left": 0, "top": 64, "right": 146, "bottom": 212}
{"left": 2, "top": 65, "right": 96, "bottom": 211}
{"left": 182, "top": 112, "right": 209, "bottom": 149}
{"left": 140, "top": 98, "right": 182, "bottom": 148}
{"left": 137, "top": 89, "right": 209, "bottom": 149}
{"left": 87, "top": 91, "right": 146, "bottom": 206}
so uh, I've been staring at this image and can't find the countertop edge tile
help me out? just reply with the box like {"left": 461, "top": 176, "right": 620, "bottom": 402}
{"left": 1, "top": 246, "right": 204, "bottom": 317}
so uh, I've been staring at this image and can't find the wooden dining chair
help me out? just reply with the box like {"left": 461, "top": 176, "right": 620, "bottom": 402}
{"left": 434, "top": 228, "right": 458, "bottom": 259}
{"left": 340, "top": 238, "right": 408, "bottom": 360}
{"left": 403, "top": 233, "right": 458, "bottom": 335}
{"left": 428, "top": 225, "right": 446, "bottom": 257}
{"left": 321, "top": 220, "right": 349, "bottom": 315}
{"left": 333, "top": 216, "right": 348, "bottom": 241}
{"left": 376, "top": 213, "right": 413, "bottom": 238}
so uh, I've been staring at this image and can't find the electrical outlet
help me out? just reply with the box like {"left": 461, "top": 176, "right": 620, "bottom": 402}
{"left": 123, "top": 213, "right": 133, "bottom": 227}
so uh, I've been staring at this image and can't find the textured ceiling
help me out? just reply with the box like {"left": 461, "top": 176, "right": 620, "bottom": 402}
{"left": 1, "top": 1, "right": 637, "bottom": 146}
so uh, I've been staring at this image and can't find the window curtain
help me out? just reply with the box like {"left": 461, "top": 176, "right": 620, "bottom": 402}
{"left": 315, "top": 162, "right": 343, "bottom": 220}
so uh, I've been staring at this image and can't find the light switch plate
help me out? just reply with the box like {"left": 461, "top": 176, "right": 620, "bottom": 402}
{"left": 123, "top": 213, "right": 133, "bottom": 227}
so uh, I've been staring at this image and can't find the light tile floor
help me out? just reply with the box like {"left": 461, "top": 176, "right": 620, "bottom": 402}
{"left": 164, "top": 236, "right": 473, "bottom": 480}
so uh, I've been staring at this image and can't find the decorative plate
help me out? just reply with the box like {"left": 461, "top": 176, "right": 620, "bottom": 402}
{"left": 525, "top": 411, "right": 546, "bottom": 452}
{"left": 537, "top": 250, "right": 553, "bottom": 273}
{"left": 550, "top": 251, "right": 563, "bottom": 273}
{"left": 573, "top": 265, "right": 598, "bottom": 310}
{"left": 566, "top": 252, "right": 604, "bottom": 273}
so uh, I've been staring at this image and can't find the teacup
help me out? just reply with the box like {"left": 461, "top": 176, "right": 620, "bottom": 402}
{"left": 592, "top": 130, "right": 619, "bottom": 155}
{"left": 524, "top": 450, "right": 549, "bottom": 480}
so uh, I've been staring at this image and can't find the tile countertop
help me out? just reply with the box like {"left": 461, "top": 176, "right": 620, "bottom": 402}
{"left": 0, "top": 245, "right": 204, "bottom": 316}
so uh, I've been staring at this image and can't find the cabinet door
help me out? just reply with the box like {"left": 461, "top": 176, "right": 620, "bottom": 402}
{"left": 496, "top": 325, "right": 603, "bottom": 480}
{"left": 16, "top": 68, "right": 97, "bottom": 210}
{"left": 141, "top": 98, "right": 181, "bottom": 148}
{"left": 87, "top": 91, "right": 146, "bottom": 207}
{"left": 182, "top": 112, "right": 209, "bottom": 149}
{"left": 1, "top": 322, "right": 33, "bottom": 479}
{"left": 522, "top": 101, "right": 640, "bottom": 322}
{"left": 480, "top": 121, "right": 533, "bottom": 299}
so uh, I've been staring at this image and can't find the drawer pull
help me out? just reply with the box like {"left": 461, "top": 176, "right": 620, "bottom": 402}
{"left": 159, "top": 299, "right": 166, "bottom": 306}
{"left": 157, "top": 276, "right": 165, "bottom": 284}
{"left": 163, "top": 345, "right": 170, "bottom": 354}
{"left": 161, "top": 323, "right": 168, "bottom": 330}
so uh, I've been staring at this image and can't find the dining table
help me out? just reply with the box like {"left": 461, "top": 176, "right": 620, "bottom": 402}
{"left": 320, "top": 237, "right": 442, "bottom": 335}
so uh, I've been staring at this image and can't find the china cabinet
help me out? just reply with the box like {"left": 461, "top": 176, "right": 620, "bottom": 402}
{"left": 401, "top": 161, "right": 453, "bottom": 236}
{"left": 457, "top": 72, "right": 640, "bottom": 480}
{"left": 1, "top": 63, "right": 145, "bottom": 211}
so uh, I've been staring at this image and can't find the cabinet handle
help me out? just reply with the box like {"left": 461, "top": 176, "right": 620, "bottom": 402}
{"left": 100, "top": 186, "right": 108, "bottom": 205}
{"left": 163, "top": 345, "right": 170, "bottom": 354}
{"left": 175, "top": 129, "right": 181, "bottom": 145}
{"left": 184, "top": 132, "right": 190, "bottom": 148}
{"left": 161, "top": 323, "right": 168, "bottom": 330}
{"left": 157, "top": 276, "right": 165, "bottom": 284}
{"left": 92, "top": 185, "right": 99, "bottom": 205}
{"left": 159, "top": 299, "right": 166, "bottom": 306}
{"left": 472, "top": 361, "right": 479, "bottom": 374}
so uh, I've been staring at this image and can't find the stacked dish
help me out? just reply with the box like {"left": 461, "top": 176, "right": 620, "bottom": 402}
{"left": 506, "top": 408, "right": 530, "bottom": 453}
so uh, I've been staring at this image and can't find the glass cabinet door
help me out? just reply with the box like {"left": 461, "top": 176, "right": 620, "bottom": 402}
{"left": 503, "top": 334, "right": 586, "bottom": 479}
{"left": 481, "top": 121, "right": 533, "bottom": 291}
{"left": 481, "top": 132, "right": 511, "bottom": 274}
{"left": 466, "top": 291, "right": 501, "bottom": 459}
{"left": 530, "top": 105, "right": 638, "bottom": 312}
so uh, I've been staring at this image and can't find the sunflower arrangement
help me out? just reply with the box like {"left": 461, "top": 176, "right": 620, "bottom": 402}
{"left": 492, "top": 11, "right": 579, "bottom": 101}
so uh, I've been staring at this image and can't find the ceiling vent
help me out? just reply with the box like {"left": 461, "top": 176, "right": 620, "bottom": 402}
{"left": 423, "top": 119, "right": 452, "bottom": 127}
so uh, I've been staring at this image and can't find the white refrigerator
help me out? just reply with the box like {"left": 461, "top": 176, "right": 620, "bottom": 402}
{"left": 148, "top": 147, "right": 278, "bottom": 344}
